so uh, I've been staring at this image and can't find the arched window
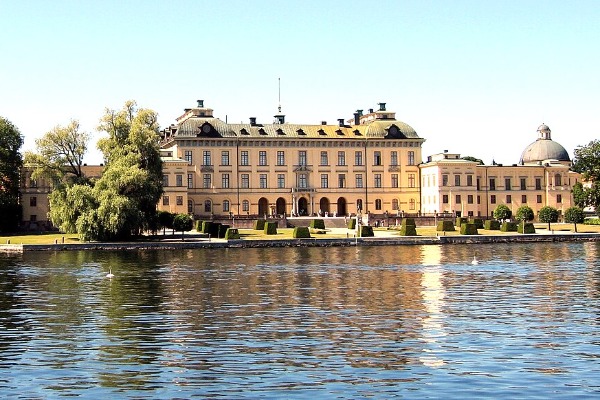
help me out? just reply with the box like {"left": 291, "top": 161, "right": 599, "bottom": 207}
{"left": 242, "top": 200, "right": 250, "bottom": 212}
{"left": 554, "top": 174, "right": 562, "bottom": 186}
{"left": 409, "top": 198, "right": 416, "bottom": 210}
{"left": 223, "top": 200, "right": 230, "bottom": 212}
{"left": 204, "top": 200, "right": 212, "bottom": 213}
{"left": 392, "top": 199, "right": 399, "bottom": 210}
{"left": 375, "top": 199, "right": 382, "bottom": 210}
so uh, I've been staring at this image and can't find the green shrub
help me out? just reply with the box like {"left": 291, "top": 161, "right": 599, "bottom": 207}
{"left": 455, "top": 217, "right": 468, "bottom": 227}
{"left": 293, "top": 227, "right": 311, "bottom": 238}
{"left": 310, "top": 219, "right": 326, "bottom": 229}
{"left": 224, "top": 228, "right": 240, "bottom": 239}
{"left": 347, "top": 219, "right": 357, "bottom": 229}
{"left": 400, "top": 224, "right": 417, "bottom": 236}
{"left": 195, "top": 220, "right": 203, "bottom": 232}
{"left": 518, "top": 222, "right": 536, "bottom": 234}
{"left": 500, "top": 222, "right": 518, "bottom": 232}
{"left": 218, "top": 224, "right": 230, "bottom": 238}
{"left": 358, "top": 225, "right": 374, "bottom": 237}
{"left": 584, "top": 218, "right": 600, "bottom": 225}
{"left": 484, "top": 220, "right": 500, "bottom": 230}
{"left": 201, "top": 221, "right": 212, "bottom": 234}
{"left": 254, "top": 219, "right": 266, "bottom": 230}
{"left": 264, "top": 222, "right": 278, "bottom": 235}
{"left": 470, "top": 218, "right": 484, "bottom": 229}
{"left": 460, "top": 223, "right": 478, "bottom": 235}
{"left": 436, "top": 220, "right": 455, "bottom": 231}
{"left": 402, "top": 218, "right": 416, "bottom": 227}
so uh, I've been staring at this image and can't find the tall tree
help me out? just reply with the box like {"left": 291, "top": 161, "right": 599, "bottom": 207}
{"left": 515, "top": 205, "right": 534, "bottom": 222}
{"left": 538, "top": 206, "right": 559, "bottom": 230}
{"left": 0, "top": 117, "right": 24, "bottom": 232}
{"left": 564, "top": 206, "right": 585, "bottom": 233}
{"left": 572, "top": 141, "right": 600, "bottom": 214}
{"left": 24, "top": 120, "right": 90, "bottom": 185}
{"left": 493, "top": 204, "right": 512, "bottom": 221}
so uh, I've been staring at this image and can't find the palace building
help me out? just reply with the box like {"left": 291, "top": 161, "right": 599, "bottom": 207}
{"left": 158, "top": 100, "right": 424, "bottom": 218}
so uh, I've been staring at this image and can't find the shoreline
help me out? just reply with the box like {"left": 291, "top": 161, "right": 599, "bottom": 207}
{"left": 2, "top": 232, "right": 599, "bottom": 253}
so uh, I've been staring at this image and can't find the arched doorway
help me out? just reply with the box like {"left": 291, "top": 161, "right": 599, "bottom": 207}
{"left": 258, "top": 197, "right": 269, "bottom": 216}
{"left": 276, "top": 197, "right": 286, "bottom": 216}
{"left": 319, "top": 197, "right": 330, "bottom": 215}
{"left": 298, "top": 197, "right": 308, "bottom": 216}
{"left": 337, "top": 197, "right": 347, "bottom": 216}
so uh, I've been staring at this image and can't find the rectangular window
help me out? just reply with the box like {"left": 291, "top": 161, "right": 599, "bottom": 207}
{"left": 373, "top": 151, "right": 382, "bottom": 166}
{"left": 241, "top": 174, "right": 249, "bottom": 189}
{"left": 259, "top": 151, "right": 267, "bottom": 166}
{"left": 223, "top": 200, "right": 230, "bottom": 212}
{"left": 222, "top": 173, "right": 230, "bottom": 189}
{"left": 338, "top": 151, "right": 346, "bottom": 166}
{"left": 30, "top": 196, "right": 37, "bottom": 207}
{"left": 356, "top": 174, "right": 363, "bottom": 188}
{"left": 162, "top": 174, "right": 169, "bottom": 187}
{"left": 241, "top": 151, "right": 249, "bottom": 166}
{"left": 338, "top": 174, "right": 346, "bottom": 188}
{"left": 355, "top": 151, "right": 363, "bottom": 166}
{"left": 30, "top": 179, "right": 37, "bottom": 188}
{"left": 468, "top": 195, "right": 474, "bottom": 204}
{"left": 321, "top": 174, "right": 329, "bottom": 188}
{"left": 374, "top": 173, "right": 382, "bottom": 188}
{"left": 390, "top": 151, "right": 398, "bottom": 166}
{"left": 176, "top": 196, "right": 183, "bottom": 206}
{"left": 520, "top": 178, "right": 526, "bottom": 190}
{"left": 277, "top": 174, "right": 285, "bottom": 188}
{"left": 320, "top": 151, "right": 328, "bottom": 166}
{"left": 176, "top": 175, "right": 183, "bottom": 187}
{"left": 490, "top": 178, "right": 496, "bottom": 191}
{"left": 505, "top": 178, "right": 511, "bottom": 190}
{"left": 299, "top": 151, "right": 307, "bottom": 166}
{"left": 408, "top": 151, "right": 415, "bottom": 166}
{"left": 467, "top": 175, "right": 473, "bottom": 187}
{"left": 535, "top": 178, "right": 542, "bottom": 190}
{"left": 184, "top": 150, "right": 192, "bottom": 164}
{"left": 442, "top": 174, "right": 449, "bottom": 186}
{"left": 203, "top": 150, "right": 211, "bottom": 166}
{"left": 298, "top": 173, "right": 307, "bottom": 188}
{"left": 537, "top": 195, "right": 542, "bottom": 203}
{"left": 260, "top": 174, "right": 267, "bottom": 189}
{"left": 277, "top": 151, "right": 285, "bottom": 166}
{"left": 242, "top": 200, "right": 249, "bottom": 212}
{"left": 491, "top": 195, "right": 496, "bottom": 204}
{"left": 522, "top": 195, "right": 527, "bottom": 203}
{"left": 455, "top": 175, "right": 461, "bottom": 186}
{"left": 203, "top": 174, "right": 212, "bottom": 189}
{"left": 187, "top": 173, "right": 193, "bottom": 189}
{"left": 456, "top": 195, "right": 462, "bottom": 204}
{"left": 557, "top": 194, "right": 562, "bottom": 203}
{"left": 442, "top": 195, "right": 449, "bottom": 204}
{"left": 477, "top": 178, "right": 480, "bottom": 191}
{"left": 408, "top": 173, "right": 415, "bottom": 188}
{"left": 163, "top": 196, "right": 169, "bottom": 206}
{"left": 391, "top": 174, "right": 399, "bottom": 188}
{"left": 506, "top": 195, "right": 512, "bottom": 203}
{"left": 221, "top": 151, "right": 230, "bottom": 166}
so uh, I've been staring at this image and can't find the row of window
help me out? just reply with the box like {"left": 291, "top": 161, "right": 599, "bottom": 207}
{"left": 186, "top": 150, "right": 416, "bottom": 167}
{"left": 439, "top": 175, "right": 565, "bottom": 190}
{"left": 441, "top": 194, "right": 562, "bottom": 204}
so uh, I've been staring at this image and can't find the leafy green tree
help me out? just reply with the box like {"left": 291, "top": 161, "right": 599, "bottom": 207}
{"left": 173, "top": 213, "right": 193, "bottom": 240}
{"left": 493, "top": 204, "right": 512, "bottom": 221}
{"left": 24, "top": 120, "right": 90, "bottom": 185}
{"left": 515, "top": 205, "right": 534, "bottom": 222}
{"left": 564, "top": 206, "right": 585, "bottom": 233}
{"left": 573, "top": 140, "right": 600, "bottom": 181}
{"left": 538, "top": 206, "right": 559, "bottom": 230}
{"left": 158, "top": 211, "right": 174, "bottom": 235}
{"left": 572, "top": 181, "right": 587, "bottom": 209}
{"left": 461, "top": 156, "right": 484, "bottom": 165}
{"left": 0, "top": 117, "right": 24, "bottom": 232}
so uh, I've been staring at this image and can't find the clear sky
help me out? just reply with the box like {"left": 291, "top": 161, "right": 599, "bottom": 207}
{"left": 1, "top": 0, "right": 598, "bottom": 165}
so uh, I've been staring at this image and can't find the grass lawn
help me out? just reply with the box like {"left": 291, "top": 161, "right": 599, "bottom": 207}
{"left": 0, "top": 233, "right": 81, "bottom": 245}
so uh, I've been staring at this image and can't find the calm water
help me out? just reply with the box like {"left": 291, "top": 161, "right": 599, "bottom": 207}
{"left": 1, "top": 243, "right": 599, "bottom": 398}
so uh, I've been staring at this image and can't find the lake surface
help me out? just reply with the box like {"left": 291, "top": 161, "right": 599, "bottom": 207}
{"left": 1, "top": 242, "right": 599, "bottom": 398}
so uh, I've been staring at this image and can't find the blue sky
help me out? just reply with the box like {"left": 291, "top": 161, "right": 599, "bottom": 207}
{"left": 1, "top": 0, "right": 598, "bottom": 165}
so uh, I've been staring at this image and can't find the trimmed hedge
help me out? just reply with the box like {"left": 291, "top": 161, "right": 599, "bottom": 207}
{"left": 460, "top": 223, "right": 478, "bottom": 235}
{"left": 224, "top": 228, "right": 240, "bottom": 239}
{"left": 347, "top": 219, "right": 357, "bottom": 229}
{"left": 201, "top": 221, "right": 212, "bottom": 234}
{"left": 437, "top": 220, "right": 455, "bottom": 231}
{"left": 264, "top": 222, "right": 278, "bottom": 235}
{"left": 402, "top": 218, "right": 416, "bottom": 227}
{"left": 218, "top": 224, "right": 230, "bottom": 238}
{"left": 470, "top": 218, "right": 484, "bottom": 229}
{"left": 358, "top": 225, "right": 374, "bottom": 237}
{"left": 293, "top": 227, "right": 311, "bottom": 238}
{"left": 254, "top": 219, "right": 266, "bottom": 230}
{"left": 456, "top": 217, "right": 468, "bottom": 227}
{"left": 310, "top": 219, "right": 326, "bottom": 229}
{"left": 518, "top": 222, "right": 536, "bottom": 234}
{"left": 484, "top": 220, "right": 500, "bottom": 230}
{"left": 195, "top": 220, "right": 203, "bottom": 232}
{"left": 500, "top": 222, "right": 518, "bottom": 232}
{"left": 400, "top": 219, "right": 417, "bottom": 236}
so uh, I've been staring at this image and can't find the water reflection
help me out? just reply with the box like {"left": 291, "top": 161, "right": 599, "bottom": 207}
{"left": 0, "top": 242, "right": 599, "bottom": 398}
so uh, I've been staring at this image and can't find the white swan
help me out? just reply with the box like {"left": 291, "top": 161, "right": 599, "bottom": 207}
{"left": 471, "top": 256, "right": 479, "bottom": 265}
{"left": 106, "top": 268, "right": 114, "bottom": 278}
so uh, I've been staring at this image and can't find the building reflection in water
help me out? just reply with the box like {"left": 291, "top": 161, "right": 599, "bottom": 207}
{"left": 419, "top": 245, "right": 446, "bottom": 367}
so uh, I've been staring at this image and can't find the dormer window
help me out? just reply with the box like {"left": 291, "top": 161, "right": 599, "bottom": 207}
{"left": 240, "top": 128, "right": 249, "bottom": 135}
{"left": 297, "top": 129, "right": 305, "bottom": 136}
{"left": 276, "top": 128, "right": 285, "bottom": 135}
{"left": 259, "top": 128, "right": 267, "bottom": 135}
{"left": 353, "top": 129, "right": 362, "bottom": 136}
{"left": 336, "top": 129, "right": 344, "bottom": 136}
{"left": 318, "top": 129, "right": 326, "bottom": 136}
{"left": 198, "top": 122, "right": 214, "bottom": 137}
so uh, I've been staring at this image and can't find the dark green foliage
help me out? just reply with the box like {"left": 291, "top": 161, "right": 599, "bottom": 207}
{"left": 293, "top": 226, "right": 311, "bottom": 238}
{"left": 455, "top": 217, "right": 467, "bottom": 227}
{"left": 493, "top": 204, "right": 512, "bottom": 221}
{"left": 518, "top": 222, "right": 536, "bottom": 234}
{"left": 195, "top": 220, "right": 203, "bottom": 232}
{"left": 436, "top": 220, "right": 455, "bottom": 231}
{"left": 224, "top": 228, "right": 240, "bottom": 239}
{"left": 347, "top": 219, "right": 357, "bottom": 229}
{"left": 400, "top": 218, "right": 417, "bottom": 236}
{"left": 0, "top": 117, "right": 23, "bottom": 233}
{"left": 403, "top": 218, "right": 416, "bottom": 226}
{"left": 254, "top": 219, "right": 266, "bottom": 230}
{"left": 358, "top": 225, "right": 374, "bottom": 237}
{"left": 310, "top": 219, "right": 325, "bottom": 229}
{"left": 515, "top": 205, "right": 534, "bottom": 222}
{"left": 500, "top": 222, "right": 518, "bottom": 232}
{"left": 219, "top": 224, "right": 230, "bottom": 238}
{"left": 201, "top": 221, "right": 212, "bottom": 234}
{"left": 470, "top": 218, "right": 484, "bottom": 229}
{"left": 538, "top": 206, "right": 559, "bottom": 230}
{"left": 460, "top": 223, "right": 478, "bottom": 235}
{"left": 484, "top": 220, "right": 500, "bottom": 230}
{"left": 158, "top": 211, "right": 174, "bottom": 233}
{"left": 564, "top": 206, "right": 585, "bottom": 232}
{"left": 0, "top": 204, "right": 21, "bottom": 233}
{"left": 173, "top": 213, "right": 193, "bottom": 232}
{"left": 264, "top": 221, "right": 278, "bottom": 235}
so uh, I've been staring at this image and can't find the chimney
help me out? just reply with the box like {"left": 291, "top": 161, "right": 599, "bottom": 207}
{"left": 321, "top": 121, "right": 327, "bottom": 125}
{"left": 369, "top": 108, "right": 374, "bottom": 114}
{"left": 353, "top": 112, "right": 360, "bottom": 125}
{"left": 197, "top": 100, "right": 204, "bottom": 108}
{"left": 338, "top": 118, "right": 345, "bottom": 127}
{"left": 378, "top": 102, "right": 386, "bottom": 111}
{"left": 249, "top": 117, "right": 257, "bottom": 126}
